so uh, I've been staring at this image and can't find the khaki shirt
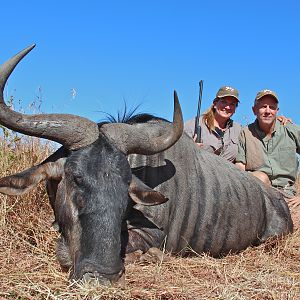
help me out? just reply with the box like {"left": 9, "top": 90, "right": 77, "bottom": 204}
{"left": 236, "top": 120, "right": 300, "bottom": 197}
{"left": 184, "top": 116, "right": 242, "bottom": 163}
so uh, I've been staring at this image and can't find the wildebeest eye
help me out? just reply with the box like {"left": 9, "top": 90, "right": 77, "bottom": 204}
{"left": 73, "top": 175, "right": 84, "bottom": 185}
{"left": 76, "top": 196, "right": 85, "bottom": 209}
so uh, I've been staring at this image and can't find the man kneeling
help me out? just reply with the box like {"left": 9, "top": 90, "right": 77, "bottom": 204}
{"left": 235, "top": 89, "right": 300, "bottom": 229}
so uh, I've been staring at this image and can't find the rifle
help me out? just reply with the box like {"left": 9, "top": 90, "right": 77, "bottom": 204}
{"left": 194, "top": 80, "right": 203, "bottom": 143}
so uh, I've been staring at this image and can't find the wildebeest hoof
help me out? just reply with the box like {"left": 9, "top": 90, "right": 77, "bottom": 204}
{"left": 139, "top": 247, "right": 170, "bottom": 263}
{"left": 112, "top": 271, "right": 126, "bottom": 288}
{"left": 124, "top": 250, "right": 143, "bottom": 264}
{"left": 51, "top": 221, "right": 60, "bottom": 231}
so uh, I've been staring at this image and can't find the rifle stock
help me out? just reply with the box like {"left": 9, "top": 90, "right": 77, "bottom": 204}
{"left": 194, "top": 118, "right": 201, "bottom": 143}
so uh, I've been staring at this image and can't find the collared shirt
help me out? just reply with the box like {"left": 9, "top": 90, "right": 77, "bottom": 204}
{"left": 184, "top": 116, "right": 242, "bottom": 163}
{"left": 236, "top": 119, "right": 300, "bottom": 197}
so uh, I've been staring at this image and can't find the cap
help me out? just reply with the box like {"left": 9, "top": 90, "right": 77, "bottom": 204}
{"left": 255, "top": 89, "right": 279, "bottom": 103}
{"left": 216, "top": 86, "right": 239, "bottom": 102}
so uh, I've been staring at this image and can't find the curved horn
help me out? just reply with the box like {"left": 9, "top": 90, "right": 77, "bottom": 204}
{"left": 100, "top": 91, "right": 183, "bottom": 155}
{"left": 0, "top": 45, "right": 99, "bottom": 150}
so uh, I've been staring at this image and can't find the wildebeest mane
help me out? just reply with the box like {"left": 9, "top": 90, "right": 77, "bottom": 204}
{"left": 98, "top": 104, "right": 167, "bottom": 128}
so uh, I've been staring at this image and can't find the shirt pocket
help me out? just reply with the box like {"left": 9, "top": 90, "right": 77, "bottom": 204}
{"left": 227, "top": 137, "right": 239, "bottom": 160}
{"left": 278, "top": 146, "right": 297, "bottom": 171}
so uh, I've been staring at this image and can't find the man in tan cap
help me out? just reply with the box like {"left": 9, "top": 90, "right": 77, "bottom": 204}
{"left": 236, "top": 89, "right": 300, "bottom": 230}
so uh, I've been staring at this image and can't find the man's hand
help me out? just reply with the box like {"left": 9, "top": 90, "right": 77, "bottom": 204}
{"left": 193, "top": 134, "right": 214, "bottom": 153}
{"left": 277, "top": 115, "right": 293, "bottom": 125}
{"left": 193, "top": 134, "right": 203, "bottom": 147}
{"left": 235, "top": 162, "right": 246, "bottom": 171}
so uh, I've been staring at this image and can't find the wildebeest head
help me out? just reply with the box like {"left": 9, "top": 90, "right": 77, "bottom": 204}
{"left": 0, "top": 45, "right": 183, "bottom": 284}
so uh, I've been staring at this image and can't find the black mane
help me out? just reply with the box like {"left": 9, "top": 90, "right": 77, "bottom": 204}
{"left": 126, "top": 113, "right": 163, "bottom": 124}
{"left": 98, "top": 104, "right": 166, "bottom": 127}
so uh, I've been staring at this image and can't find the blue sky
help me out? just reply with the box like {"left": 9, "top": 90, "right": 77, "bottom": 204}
{"left": 1, "top": 0, "right": 299, "bottom": 126}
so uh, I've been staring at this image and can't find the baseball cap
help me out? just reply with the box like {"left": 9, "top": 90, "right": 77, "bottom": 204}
{"left": 216, "top": 86, "right": 239, "bottom": 102}
{"left": 255, "top": 89, "right": 279, "bottom": 103}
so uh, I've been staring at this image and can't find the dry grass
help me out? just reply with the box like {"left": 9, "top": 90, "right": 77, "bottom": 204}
{"left": 0, "top": 137, "right": 300, "bottom": 300}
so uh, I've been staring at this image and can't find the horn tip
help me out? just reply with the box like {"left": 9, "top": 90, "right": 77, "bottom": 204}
{"left": 27, "top": 44, "right": 36, "bottom": 52}
{"left": 173, "top": 90, "right": 179, "bottom": 105}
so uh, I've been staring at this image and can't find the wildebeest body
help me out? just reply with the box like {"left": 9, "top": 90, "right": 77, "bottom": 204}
{"left": 127, "top": 122, "right": 292, "bottom": 257}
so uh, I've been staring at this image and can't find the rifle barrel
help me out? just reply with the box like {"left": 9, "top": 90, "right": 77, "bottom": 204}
{"left": 194, "top": 80, "right": 203, "bottom": 143}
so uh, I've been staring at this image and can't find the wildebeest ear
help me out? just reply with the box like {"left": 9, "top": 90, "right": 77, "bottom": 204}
{"left": 0, "top": 158, "right": 65, "bottom": 196}
{"left": 128, "top": 175, "right": 168, "bottom": 206}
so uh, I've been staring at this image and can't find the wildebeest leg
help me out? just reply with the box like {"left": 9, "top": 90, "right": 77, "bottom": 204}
{"left": 125, "top": 247, "right": 169, "bottom": 264}
{"left": 122, "top": 227, "right": 165, "bottom": 264}
{"left": 123, "top": 208, "right": 165, "bottom": 251}
{"left": 122, "top": 229, "right": 151, "bottom": 264}
{"left": 139, "top": 247, "right": 170, "bottom": 263}
{"left": 261, "top": 193, "right": 293, "bottom": 241}
{"left": 46, "top": 180, "right": 60, "bottom": 230}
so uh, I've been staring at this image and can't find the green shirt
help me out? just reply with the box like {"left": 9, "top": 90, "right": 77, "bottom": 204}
{"left": 236, "top": 120, "right": 300, "bottom": 197}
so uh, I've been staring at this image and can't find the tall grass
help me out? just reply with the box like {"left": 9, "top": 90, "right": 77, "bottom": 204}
{"left": 0, "top": 124, "right": 299, "bottom": 299}
{"left": 0, "top": 135, "right": 299, "bottom": 299}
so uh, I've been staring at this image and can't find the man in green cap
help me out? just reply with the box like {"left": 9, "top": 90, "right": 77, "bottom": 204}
{"left": 235, "top": 89, "right": 300, "bottom": 229}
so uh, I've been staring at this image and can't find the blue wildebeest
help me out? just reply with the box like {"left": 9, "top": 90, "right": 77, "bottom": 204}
{"left": 0, "top": 45, "right": 293, "bottom": 285}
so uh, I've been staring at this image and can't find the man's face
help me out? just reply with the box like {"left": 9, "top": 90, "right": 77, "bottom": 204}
{"left": 252, "top": 96, "right": 279, "bottom": 127}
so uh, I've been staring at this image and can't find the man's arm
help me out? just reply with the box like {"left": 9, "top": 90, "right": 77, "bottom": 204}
{"left": 294, "top": 124, "right": 300, "bottom": 154}
{"left": 286, "top": 123, "right": 300, "bottom": 154}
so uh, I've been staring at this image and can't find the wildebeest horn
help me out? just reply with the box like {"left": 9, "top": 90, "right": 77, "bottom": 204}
{"left": 100, "top": 91, "right": 183, "bottom": 155}
{"left": 0, "top": 44, "right": 99, "bottom": 150}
